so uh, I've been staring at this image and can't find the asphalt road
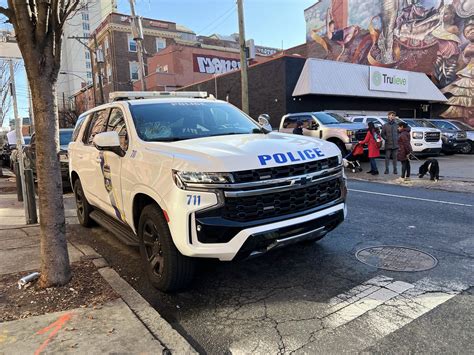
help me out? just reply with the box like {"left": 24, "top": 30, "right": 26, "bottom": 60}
{"left": 70, "top": 180, "right": 474, "bottom": 354}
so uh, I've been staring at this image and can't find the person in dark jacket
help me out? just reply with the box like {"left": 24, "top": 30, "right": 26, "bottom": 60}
{"left": 293, "top": 121, "right": 304, "bottom": 135}
{"left": 359, "top": 122, "right": 380, "bottom": 175}
{"left": 381, "top": 111, "right": 399, "bottom": 175}
{"left": 397, "top": 122, "right": 413, "bottom": 181}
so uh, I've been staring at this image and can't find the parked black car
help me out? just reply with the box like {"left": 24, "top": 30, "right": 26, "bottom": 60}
{"left": 24, "top": 129, "right": 74, "bottom": 188}
{"left": 427, "top": 119, "right": 469, "bottom": 154}
{"left": 447, "top": 120, "right": 474, "bottom": 154}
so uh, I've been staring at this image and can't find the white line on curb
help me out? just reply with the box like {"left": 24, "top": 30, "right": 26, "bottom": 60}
{"left": 348, "top": 189, "right": 473, "bottom": 207}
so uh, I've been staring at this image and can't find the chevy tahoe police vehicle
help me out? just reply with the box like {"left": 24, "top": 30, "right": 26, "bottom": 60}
{"left": 69, "top": 92, "right": 347, "bottom": 291}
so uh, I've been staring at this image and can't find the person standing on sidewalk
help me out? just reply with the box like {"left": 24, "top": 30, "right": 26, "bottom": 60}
{"left": 381, "top": 111, "right": 399, "bottom": 174}
{"left": 397, "top": 122, "right": 413, "bottom": 181}
{"left": 359, "top": 122, "right": 380, "bottom": 175}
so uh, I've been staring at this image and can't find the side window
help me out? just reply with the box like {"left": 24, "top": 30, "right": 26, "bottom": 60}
{"left": 367, "top": 117, "right": 378, "bottom": 123}
{"left": 72, "top": 115, "right": 86, "bottom": 142}
{"left": 84, "top": 109, "right": 109, "bottom": 145}
{"left": 283, "top": 116, "right": 298, "bottom": 128}
{"left": 107, "top": 108, "right": 129, "bottom": 151}
{"left": 352, "top": 117, "right": 363, "bottom": 123}
{"left": 299, "top": 116, "right": 316, "bottom": 129}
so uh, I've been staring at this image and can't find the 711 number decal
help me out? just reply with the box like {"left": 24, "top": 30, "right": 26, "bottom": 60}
{"left": 186, "top": 195, "right": 201, "bottom": 206}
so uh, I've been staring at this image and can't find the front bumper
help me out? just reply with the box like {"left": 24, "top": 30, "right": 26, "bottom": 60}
{"left": 442, "top": 140, "right": 469, "bottom": 152}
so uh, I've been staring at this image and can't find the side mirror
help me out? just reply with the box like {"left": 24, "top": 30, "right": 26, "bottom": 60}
{"left": 258, "top": 114, "right": 273, "bottom": 132}
{"left": 310, "top": 121, "right": 319, "bottom": 130}
{"left": 93, "top": 131, "right": 124, "bottom": 156}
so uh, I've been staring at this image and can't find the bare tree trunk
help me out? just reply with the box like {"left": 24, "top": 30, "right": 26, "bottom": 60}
{"left": 30, "top": 78, "right": 71, "bottom": 287}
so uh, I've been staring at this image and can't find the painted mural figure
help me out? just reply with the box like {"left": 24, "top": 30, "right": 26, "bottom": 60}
{"left": 441, "top": 17, "right": 474, "bottom": 122}
{"left": 432, "top": 4, "right": 462, "bottom": 86}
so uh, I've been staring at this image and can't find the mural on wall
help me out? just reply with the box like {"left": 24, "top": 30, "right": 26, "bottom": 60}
{"left": 305, "top": 0, "right": 474, "bottom": 122}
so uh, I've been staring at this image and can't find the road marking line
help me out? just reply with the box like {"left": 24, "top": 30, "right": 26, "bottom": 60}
{"left": 348, "top": 188, "right": 473, "bottom": 207}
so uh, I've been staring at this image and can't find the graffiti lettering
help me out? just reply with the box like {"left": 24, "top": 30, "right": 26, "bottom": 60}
{"left": 194, "top": 54, "right": 241, "bottom": 74}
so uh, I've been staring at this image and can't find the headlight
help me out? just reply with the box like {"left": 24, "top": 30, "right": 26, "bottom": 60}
{"left": 412, "top": 132, "right": 423, "bottom": 139}
{"left": 173, "top": 170, "right": 234, "bottom": 189}
{"left": 59, "top": 153, "right": 68, "bottom": 163}
{"left": 442, "top": 132, "right": 455, "bottom": 139}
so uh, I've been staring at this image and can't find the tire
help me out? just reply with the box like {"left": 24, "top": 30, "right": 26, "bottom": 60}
{"left": 138, "top": 205, "right": 195, "bottom": 292}
{"left": 334, "top": 141, "right": 347, "bottom": 156}
{"left": 73, "top": 179, "right": 94, "bottom": 227}
{"left": 461, "top": 141, "right": 473, "bottom": 154}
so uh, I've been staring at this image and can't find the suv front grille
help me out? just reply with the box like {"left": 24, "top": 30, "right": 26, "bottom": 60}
{"left": 232, "top": 157, "right": 339, "bottom": 183}
{"left": 223, "top": 177, "right": 342, "bottom": 222}
{"left": 425, "top": 132, "right": 440, "bottom": 142}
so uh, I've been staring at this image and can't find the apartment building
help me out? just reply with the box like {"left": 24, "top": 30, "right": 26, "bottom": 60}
{"left": 57, "top": 0, "right": 117, "bottom": 110}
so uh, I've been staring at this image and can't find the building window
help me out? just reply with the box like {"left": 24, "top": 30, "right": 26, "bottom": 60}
{"left": 86, "top": 71, "right": 92, "bottom": 79}
{"left": 129, "top": 62, "right": 139, "bottom": 81}
{"left": 83, "top": 22, "right": 90, "bottom": 31}
{"left": 107, "top": 67, "right": 112, "bottom": 81}
{"left": 156, "top": 37, "right": 166, "bottom": 52}
{"left": 156, "top": 65, "right": 168, "bottom": 73}
{"left": 104, "top": 37, "right": 109, "bottom": 54}
{"left": 128, "top": 34, "right": 137, "bottom": 52}
{"left": 82, "top": 13, "right": 89, "bottom": 21}
{"left": 83, "top": 32, "right": 90, "bottom": 38}
{"left": 85, "top": 61, "right": 91, "bottom": 69}
{"left": 85, "top": 51, "right": 90, "bottom": 60}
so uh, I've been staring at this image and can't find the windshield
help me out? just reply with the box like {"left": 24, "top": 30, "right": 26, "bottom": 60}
{"left": 59, "top": 131, "right": 73, "bottom": 146}
{"left": 314, "top": 112, "right": 351, "bottom": 124}
{"left": 24, "top": 136, "right": 31, "bottom": 145}
{"left": 451, "top": 121, "right": 473, "bottom": 131}
{"left": 404, "top": 119, "right": 436, "bottom": 128}
{"left": 129, "top": 101, "right": 262, "bottom": 142}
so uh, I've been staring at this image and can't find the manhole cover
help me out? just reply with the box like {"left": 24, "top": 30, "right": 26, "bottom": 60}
{"left": 356, "top": 246, "right": 438, "bottom": 272}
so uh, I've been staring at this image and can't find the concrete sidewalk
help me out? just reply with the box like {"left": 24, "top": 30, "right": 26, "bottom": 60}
{"left": 346, "top": 155, "right": 474, "bottom": 193}
{"left": 0, "top": 175, "right": 196, "bottom": 354}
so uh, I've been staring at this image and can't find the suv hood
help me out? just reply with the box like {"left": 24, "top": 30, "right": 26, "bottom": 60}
{"left": 408, "top": 127, "right": 440, "bottom": 133}
{"left": 144, "top": 132, "right": 341, "bottom": 172}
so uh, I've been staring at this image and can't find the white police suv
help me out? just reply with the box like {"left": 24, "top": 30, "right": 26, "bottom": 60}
{"left": 69, "top": 92, "right": 347, "bottom": 291}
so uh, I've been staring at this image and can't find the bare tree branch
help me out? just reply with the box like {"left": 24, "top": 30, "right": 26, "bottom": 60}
{"left": 0, "top": 5, "right": 13, "bottom": 19}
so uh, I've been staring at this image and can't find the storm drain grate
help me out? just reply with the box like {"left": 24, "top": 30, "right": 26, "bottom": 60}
{"left": 356, "top": 245, "right": 438, "bottom": 272}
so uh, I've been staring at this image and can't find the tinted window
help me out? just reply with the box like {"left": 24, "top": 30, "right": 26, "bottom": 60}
{"left": 129, "top": 101, "right": 261, "bottom": 142}
{"left": 59, "top": 131, "right": 73, "bottom": 146}
{"left": 352, "top": 117, "right": 363, "bottom": 122}
{"left": 24, "top": 136, "right": 31, "bottom": 145}
{"left": 107, "top": 108, "right": 129, "bottom": 151}
{"left": 283, "top": 116, "right": 298, "bottom": 128}
{"left": 431, "top": 120, "right": 457, "bottom": 130}
{"left": 72, "top": 115, "right": 87, "bottom": 142}
{"left": 84, "top": 109, "right": 109, "bottom": 144}
{"left": 451, "top": 121, "right": 473, "bottom": 130}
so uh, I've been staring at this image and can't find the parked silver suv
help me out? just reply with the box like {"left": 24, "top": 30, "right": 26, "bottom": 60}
{"left": 279, "top": 112, "right": 368, "bottom": 155}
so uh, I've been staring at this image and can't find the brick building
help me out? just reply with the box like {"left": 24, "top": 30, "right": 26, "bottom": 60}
{"left": 83, "top": 12, "right": 196, "bottom": 105}
{"left": 134, "top": 44, "right": 275, "bottom": 94}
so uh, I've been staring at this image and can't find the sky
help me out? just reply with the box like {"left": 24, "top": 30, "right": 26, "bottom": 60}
{"left": 1, "top": 0, "right": 316, "bottom": 127}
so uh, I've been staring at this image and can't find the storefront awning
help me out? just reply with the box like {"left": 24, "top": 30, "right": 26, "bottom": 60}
{"left": 292, "top": 59, "right": 447, "bottom": 102}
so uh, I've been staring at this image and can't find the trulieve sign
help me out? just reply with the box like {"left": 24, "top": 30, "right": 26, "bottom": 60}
{"left": 369, "top": 66, "right": 409, "bottom": 93}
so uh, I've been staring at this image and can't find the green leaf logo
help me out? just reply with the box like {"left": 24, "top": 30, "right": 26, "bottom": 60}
{"left": 372, "top": 71, "right": 382, "bottom": 86}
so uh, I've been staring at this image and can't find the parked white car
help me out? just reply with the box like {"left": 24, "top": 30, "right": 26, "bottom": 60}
{"left": 350, "top": 116, "right": 442, "bottom": 156}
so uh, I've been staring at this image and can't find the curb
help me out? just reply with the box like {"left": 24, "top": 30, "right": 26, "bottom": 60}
{"left": 73, "top": 243, "right": 197, "bottom": 354}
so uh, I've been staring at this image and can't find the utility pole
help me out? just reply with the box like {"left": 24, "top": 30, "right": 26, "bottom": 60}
{"left": 9, "top": 59, "right": 29, "bottom": 223}
{"left": 129, "top": 0, "right": 147, "bottom": 91}
{"left": 237, "top": 0, "right": 249, "bottom": 114}
{"left": 93, "top": 35, "right": 106, "bottom": 103}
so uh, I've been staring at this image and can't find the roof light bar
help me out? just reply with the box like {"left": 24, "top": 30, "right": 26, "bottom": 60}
{"left": 109, "top": 91, "right": 208, "bottom": 101}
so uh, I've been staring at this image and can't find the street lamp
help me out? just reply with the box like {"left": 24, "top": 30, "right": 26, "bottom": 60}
{"left": 59, "top": 71, "right": 90, "bottom": 111}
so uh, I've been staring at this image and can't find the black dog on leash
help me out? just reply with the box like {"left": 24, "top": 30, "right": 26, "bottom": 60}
{"left": 418, "top": 158, "right": 440, "bottom": 181}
